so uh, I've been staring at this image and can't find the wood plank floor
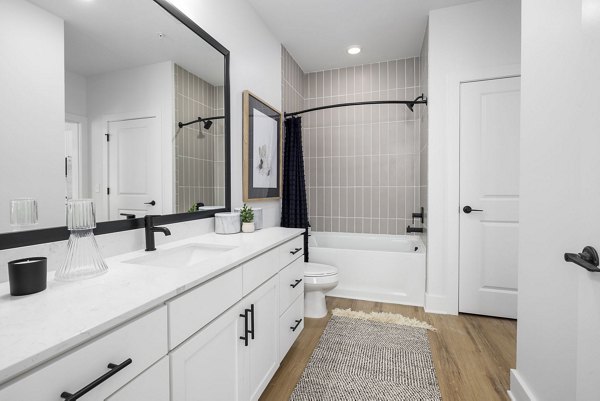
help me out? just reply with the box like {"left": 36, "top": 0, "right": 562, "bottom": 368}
{"left": 260, "top": 296, "right": 517, "bottom": 401}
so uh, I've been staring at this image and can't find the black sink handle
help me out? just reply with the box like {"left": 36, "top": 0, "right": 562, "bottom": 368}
{"left": 564, "top": 246, "right": 600, "bottom": 272}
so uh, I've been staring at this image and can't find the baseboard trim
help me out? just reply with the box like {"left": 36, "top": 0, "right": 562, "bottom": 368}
{"left": 424, "top": 293, "right": 456, "bottom": 315}
{"left": 509, "top": 369, "right": 536, "bottom": 401}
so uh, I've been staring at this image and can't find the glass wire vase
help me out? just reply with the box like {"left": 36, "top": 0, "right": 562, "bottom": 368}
{"left": 55, "top": 200, "right": 108, "bottom": 281}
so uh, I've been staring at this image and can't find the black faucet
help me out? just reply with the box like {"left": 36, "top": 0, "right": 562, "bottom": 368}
{"left": 145, "top": 215, "right": 171, "bottom": 251}
{"left": 406, "top": 225, "right": 423, "bottom": 234}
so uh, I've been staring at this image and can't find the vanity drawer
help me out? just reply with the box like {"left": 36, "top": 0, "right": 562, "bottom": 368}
{"left": 243, "top": 247, "right": 280, "bottom": 295}
{"left": 279, "top": 257, "right": 305, "bottom": 314}
{"left": 0, "top": 306, "right": 167, "bottom": 401}
{"left": 279, "top": 295, "right": 304, "bottom": 360}
{"left": 168, "top": 267, "right": 243, "bottom": 349}
{"left": 279, "top": 235, "right": 304, "bottom": 268}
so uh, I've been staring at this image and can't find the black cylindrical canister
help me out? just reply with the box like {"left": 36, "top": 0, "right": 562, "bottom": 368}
{"left": 8, "top": 257, "right": 47, "bottom": 296}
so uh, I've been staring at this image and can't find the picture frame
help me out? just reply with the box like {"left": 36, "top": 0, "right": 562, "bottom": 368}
{"left": 243, "top": 90, "right": 283, "bottom": 201}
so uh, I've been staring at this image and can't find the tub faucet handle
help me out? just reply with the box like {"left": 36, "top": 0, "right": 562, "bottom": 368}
{"left": 412, "top": 207, "right": 424, "bottom": 224}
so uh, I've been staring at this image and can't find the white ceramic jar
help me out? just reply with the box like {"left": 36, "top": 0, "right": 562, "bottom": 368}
{"left": 215, "top": 212, "right": 241, "bottom": 234}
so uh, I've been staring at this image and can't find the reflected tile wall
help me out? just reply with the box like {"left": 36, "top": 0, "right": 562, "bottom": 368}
{"left": 175, "top": 64, "right": 224, "bottom": 212}
{"left": 281, "top": 48, "right": 423, "bottom": 235}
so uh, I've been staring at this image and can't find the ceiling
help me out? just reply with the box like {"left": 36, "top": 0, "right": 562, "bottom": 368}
{"left": 28, "top": 0, "right": 224, "bottom": 85}
{"left": 249, "top": 0, "right": 480, "bottom": 72}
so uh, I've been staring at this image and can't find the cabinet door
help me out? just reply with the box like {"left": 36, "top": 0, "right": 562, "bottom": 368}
{"left": 244, "top": 276, "right": 280, "bottom": 401}
{"left": 170, "top": 304, "right": 246, "bottom": 401}
{"left": 106, "top": 357, "right": 169, "bottom": 401}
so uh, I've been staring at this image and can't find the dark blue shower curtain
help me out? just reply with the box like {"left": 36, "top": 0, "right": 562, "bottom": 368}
{"left": 281, "top": 116, "right": 308, "bottom": 230}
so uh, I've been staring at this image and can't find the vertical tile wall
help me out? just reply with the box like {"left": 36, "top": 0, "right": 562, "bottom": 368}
{"left": 282, "top": 46, "right": 305, "bottom": 114}
{"left": 174, "top": 64, "right": 225, "bottom": 212}
{"left": 213, "top": 86, "right": 226, "bottom": 206}
{"left": 303, "top": 58, "right": 422, "bottom": 234}
{"left": 419, "top": 27, "right": 429, "bottom": 245}
{"left": 281, "top": 47, "right": 423, "bottom": 235}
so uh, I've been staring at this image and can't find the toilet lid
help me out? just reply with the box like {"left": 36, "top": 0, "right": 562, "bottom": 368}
{"left": 304, "top": 262, "right": 338, "bottom": 277}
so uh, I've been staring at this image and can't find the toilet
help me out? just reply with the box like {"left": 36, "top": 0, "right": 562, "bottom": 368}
{"left": 303, "top": 262, "right": 339, "bottom": 318}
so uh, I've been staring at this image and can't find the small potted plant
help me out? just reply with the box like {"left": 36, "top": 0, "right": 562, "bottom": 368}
{"left": 240, "top": 204, "right": 255, "bottom": 233}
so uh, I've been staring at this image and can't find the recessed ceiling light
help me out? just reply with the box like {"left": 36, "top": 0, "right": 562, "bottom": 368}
{"left": 347, "top": 46, "right": 361, "bottom": 55}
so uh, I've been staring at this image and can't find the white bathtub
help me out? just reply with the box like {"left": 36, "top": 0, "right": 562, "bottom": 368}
{"left": 308, "top": 232, "right": 426, "bottom": 306}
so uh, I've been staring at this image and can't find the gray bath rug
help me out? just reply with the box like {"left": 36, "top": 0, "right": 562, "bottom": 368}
{"left": 289, "top": 310, "right": 442, "bottom": 401}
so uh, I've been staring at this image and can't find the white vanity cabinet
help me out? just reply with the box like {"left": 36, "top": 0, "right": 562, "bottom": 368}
{"left": 170, "top": 300, "right": 247, "bottom": 401}
{"left": 243, "top": 275, "right": 280, "bottom": 400}
{"left": 0, "top": 231, "right": 305, "bottom": 401}
{"left": 170, "top": 275, "right": 280, "bottom": 401}
{"left": 0, "top": 306, "right": 168, "bottom": 401}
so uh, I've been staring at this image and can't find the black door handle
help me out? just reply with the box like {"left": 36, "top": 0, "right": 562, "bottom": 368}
{"left": 248, "top": 304, "right": 255, "bottom": 340}
{"left": 290, "top": 247, "right": 302, "bottom": 255}
{"left": 290, "top": 319, "right": 303, "bottom": 332}
{"left": 60, "top": 358, "right": 132, "bottom": 400}
{"left": 145, "top": 200, "right": 156, "bottom": 206}
{"left": 463, "top": 206, "right": 483, "bottom": 214}
{"left": 565, "top": 246, "right": 600, "bottom": 272}
{"left": 239, "top": 309, "right": 250, "bottom": 346}
{"left": 290, "top": 278, "right": 303, "bottom": 288}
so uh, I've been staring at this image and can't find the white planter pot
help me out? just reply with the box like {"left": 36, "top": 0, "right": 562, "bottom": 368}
{"left": 242, "top": 222, "right": 255, "bottom": 233}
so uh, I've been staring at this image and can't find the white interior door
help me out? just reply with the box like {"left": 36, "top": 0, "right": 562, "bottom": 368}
{"left": 108, "top": 117, "right": 162, "bottom": 220}
{"left": 459, "top": 77, "right": 521, "bottom": 318}
{"left": 64, "top": 121, "right": 81, "bottom": 200}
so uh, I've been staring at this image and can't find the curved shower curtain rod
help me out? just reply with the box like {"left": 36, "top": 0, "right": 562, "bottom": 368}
{"left": 283, "top": 94, "right": 427, "bottom": 118}
{"left": 178, "top": 115, "right": 225, "bottom": 129}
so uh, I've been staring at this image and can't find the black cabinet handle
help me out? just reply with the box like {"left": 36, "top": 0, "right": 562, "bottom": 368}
{"left": 290, "top": 279, "right": 303, "bottom": 288}
{"left": 565, "top": 246, "right": 600, "bottom": 272}
{"left": 144, "top": 200, "right": 156, "bottom": 206}
{"left": 119, "top": 213, "right": 136, "bottom": 219}
{"left": 463, "top": 206, "right": 483, "bottom": 214}
{"left": 290, "top": 247, "right": 302, "bottom": 255}
{"left": 290, "top": 319, "right": 303, "bottom": 332}
{"left": 60, "top": 358, "right": 132, "bottom": 400}
{"left": 239, "top": 309, "right": 250, "bottom": 346}
{"left": 248, "top": 304, "right": 255, "bottom": 340}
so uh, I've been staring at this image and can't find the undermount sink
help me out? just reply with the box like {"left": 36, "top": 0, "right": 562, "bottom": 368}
{"left": 125, "top": 243, "right": 237, "bottom": 268}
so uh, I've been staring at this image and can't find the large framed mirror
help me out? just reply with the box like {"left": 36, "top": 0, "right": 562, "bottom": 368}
{"left": 0, "top": 0, "right": 230, "bottom": 249}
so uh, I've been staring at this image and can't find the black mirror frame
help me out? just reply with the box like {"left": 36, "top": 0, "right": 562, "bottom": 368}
{"left": 0, "top": 0, "right": 231, "bottom": 251}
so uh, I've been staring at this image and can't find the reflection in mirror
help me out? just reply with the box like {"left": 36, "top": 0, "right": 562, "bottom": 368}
{"left": 0, "top": 0, "right": 226, "bottom": 234}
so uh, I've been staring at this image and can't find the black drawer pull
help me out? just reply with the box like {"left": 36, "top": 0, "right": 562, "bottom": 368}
{"left": 290, "top": 278, "right": 303, "bottom": 288}
{"left": 60, "top": 358, "right": 132, "bottom": 400}
{"left": 290, "top": 319, "right": 303, "bottom": 332}
{"left": 290, "top": 247, "right": 302, "bottom": 255}
{"left": 248, "top": 304, "right": 255, "bottom": 340}
{"left": 239, "top": 308, "right": 250, "bottom": 346}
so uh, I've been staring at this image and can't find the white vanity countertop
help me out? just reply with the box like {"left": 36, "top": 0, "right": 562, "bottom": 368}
{"left": 0, "top": 227, "right": 304, "bottom": 385}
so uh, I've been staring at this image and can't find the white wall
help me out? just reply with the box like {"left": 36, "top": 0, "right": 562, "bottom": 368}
{"left": 425, "top": 0, "right": 521, "bottom": 314}
{"left": 65, "top": 71, "right": 87, "bottom": 117}
{"left": 510, "top": 0, "right": 600, "bottom": 400}
{"left": 169, "top": 0, "right": 283, "bottom": 227}
{"left": 86, "top": 61, "right": 175, "bottom": 221}
{"left": 0, "top": 0, "right": 65, "bottom": 232}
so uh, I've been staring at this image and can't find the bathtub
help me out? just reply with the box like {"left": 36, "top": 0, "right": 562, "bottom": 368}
{"left": 308, "top": 232, "right": 426, "bottom": 306}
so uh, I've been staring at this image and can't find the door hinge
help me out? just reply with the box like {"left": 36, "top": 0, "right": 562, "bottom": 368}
{"left": 107, "top": 187, "right": 110, "bottom": 195}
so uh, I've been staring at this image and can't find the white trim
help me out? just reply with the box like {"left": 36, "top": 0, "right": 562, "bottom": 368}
{"left": 65, "top": 113, "right": 88, "bottom": 199}
{"left": 442, "top": 64, "right": 521, "bottom": 315}
{"left": 424, "top": 293, "right": 452, "bottom": 315}
{"left": 509, "top": 369, "right": 537, "bottom": 401}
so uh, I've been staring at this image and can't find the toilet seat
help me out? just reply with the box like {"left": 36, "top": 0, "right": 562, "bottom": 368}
{"left": 304, "top": 262, "right": 338, "bottom": 277}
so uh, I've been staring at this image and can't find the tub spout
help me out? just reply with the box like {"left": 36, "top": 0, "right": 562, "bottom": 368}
{"left": 406, "top": 225, "right": 423, "bottom": 234}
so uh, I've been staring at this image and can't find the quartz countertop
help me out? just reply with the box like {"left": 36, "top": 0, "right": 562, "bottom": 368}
{"left": 0, "top": 227, "right": 304, "bottom": 385}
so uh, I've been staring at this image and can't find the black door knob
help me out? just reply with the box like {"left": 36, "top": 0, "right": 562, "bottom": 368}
{"left": 144, "top": 200, "right": 156, "bottom": 206}
{"left": 463, "top": 206, "right": 483, "bottom": 214}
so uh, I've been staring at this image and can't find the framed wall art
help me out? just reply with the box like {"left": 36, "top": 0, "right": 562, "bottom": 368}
{"left": 242, "top": 90, "right": 282, "bottom": 201}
